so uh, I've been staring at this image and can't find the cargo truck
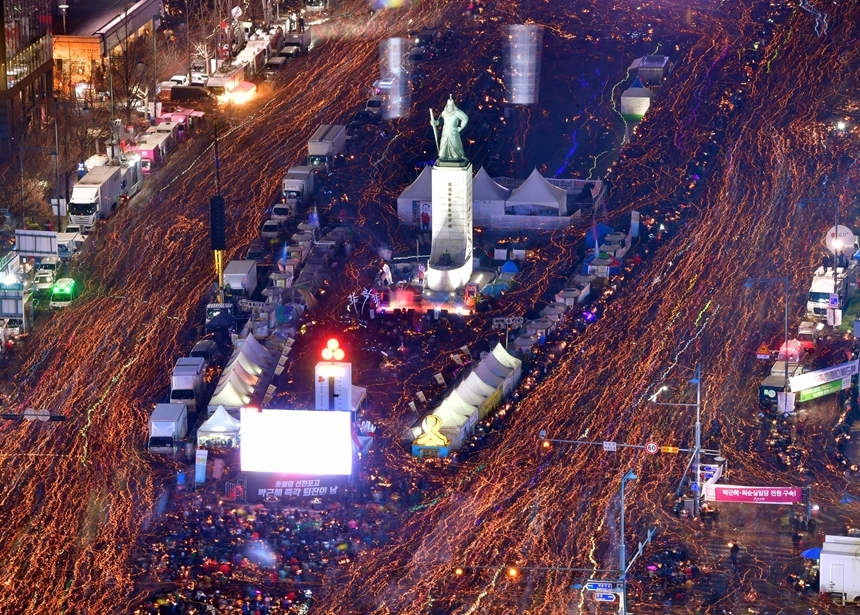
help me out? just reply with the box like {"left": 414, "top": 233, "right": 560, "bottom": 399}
{"left": 307, "top": 124, "right": 346, "bottom": 171}
{"left": 170, "top": 357, "right": 206, "bottom": 411}
{"left": 147, "top": 403, "right": 189, "bottom": 454}
{"left": 758, "top": 361, "right": 807, "bottom": 406}
{"left": 68, "top": 165, "right": 122, "bottom": 230}
{"left": 223, "top": 260, "right": 259, "bottom": 297}
{"left": 282, "top": 28, "right": 311, "bottom": 55}
{"left": 819, "top": 535, "right": 860, "bottom": 603}
{"left": 281, "top": 166, "right": 315, "bottom": 206}
{"left": 806, "top": 264, "right": 859, "bottom": 319}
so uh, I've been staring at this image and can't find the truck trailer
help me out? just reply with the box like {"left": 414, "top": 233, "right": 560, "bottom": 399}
{"left": 307, "top": 124, "right": 346, "bottom": 171}
{"left": 819, "top": 535, "right": 860, "bottom": 603}
{"left": 170, "top": 357, "right": 206, "bottom": 411}
{"left": 147, "top": 403, "right": 189, "bottom": 454}
{"left": 68, "top": 165, "right": 122, "bottom": 230}
{"left": 223, "top": 260, "right": 259, "bottom": 297}
{"left": 806, "top": 264, "right": 859, "bottom": 319}
{"left": 281, "top": 166, "right": 315, "bottom": 206}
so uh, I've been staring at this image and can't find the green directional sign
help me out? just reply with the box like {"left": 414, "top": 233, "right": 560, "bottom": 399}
{"left": 798, "top": 378, "right": 845, "bottom": 403}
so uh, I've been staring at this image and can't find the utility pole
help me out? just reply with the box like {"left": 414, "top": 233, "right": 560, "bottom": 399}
{"left": 619, "top": 469, "right": 637, "bottom": 615}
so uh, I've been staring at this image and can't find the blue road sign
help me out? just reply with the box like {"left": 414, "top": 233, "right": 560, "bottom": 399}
{"left": 585, "top": 582, "right": 614, "bottom": 592}
{"left": 594, "top": 592, "right": 617, "bottom": 602}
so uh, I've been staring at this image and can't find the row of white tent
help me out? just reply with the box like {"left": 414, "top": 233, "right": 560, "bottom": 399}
{"left": 397, "top": 167, "right": 571, "bottom": 225}
{"left": 412, "top": 343, "right": 522, "bottom": 450}
{"left": 207, "top": 334, "right": 275, "bottom": 414}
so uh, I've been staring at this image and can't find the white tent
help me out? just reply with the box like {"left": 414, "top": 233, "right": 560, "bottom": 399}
{"left": 472, "top": 166, "right": 510, "bottom": 225}
{"left": 217, "top": 370, "right": 256, "bottom": 397}
{"left": 396, "top": 165, "right": 433, "bottom": 225}
{"left": 229, "top": 347, "right": 265, "bottom": 376}
{"left": 209, "top": 381, "right": 251, "bottom": 410}
{"left": 241, "top": 334, "right": 273, "bottom": 364}
{"left": 221, "top": 360, "right": 259, "bottom": 389}
{"left": 505, "top": 168, "right": 568, "bottom": 216}
{"left": 620, "top": 76, "right": 653, "bottom": 119}
{"left": 197, "top": 405, "right": 241, "bottom": 447}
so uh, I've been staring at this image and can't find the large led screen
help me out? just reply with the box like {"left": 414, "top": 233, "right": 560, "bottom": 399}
{"left": 240, "top": 409, "right": 353, "bottom": 475}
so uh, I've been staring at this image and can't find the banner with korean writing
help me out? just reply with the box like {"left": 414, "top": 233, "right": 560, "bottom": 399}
{"left": 245, "top": 473, "right": 348, "bottom": 502}
{"left": 703, "top": 484, "right": 801, "bottom": 504}
{"left": 789, "top": 359, "right": 858, "bottom": 393}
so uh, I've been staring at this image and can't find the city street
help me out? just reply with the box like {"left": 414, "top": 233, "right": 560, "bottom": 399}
{"left": 2, "top": 0, "right": 860, "bottom": 613}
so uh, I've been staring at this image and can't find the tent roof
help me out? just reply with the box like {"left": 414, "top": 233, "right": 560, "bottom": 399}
{"left": 398, "top": 165, "right": 433, "bottom": 202}
{"left": 206, "top": 310, "right": 235, "bottom": 330}
{"left": 210, "top": 381, "right": 251, "bottom": 408}
{"left": 622, "top": 77, "right": 653, "bottom": 97}
{"left": 472, "top": 166, "right": 511, "bottom": 201}
{"left": 433, "top": 403, "right": 469, "bottom": 427}
{"left": 491, "top": 342, "right": 522, "bottom": 370}
{"left": 242, "top": 334, "right": 273, "bottom": 363}
{"left": 218, "top": 371, "right": 256, "bottom": 397}
{"left": 198, "top": 405, "right": 241, "bottom": 435}
{"left": 228, "top": 348, "right": 265, "bottom": 376}
{"left": 505, "top": 169, "right": 567, "bottom": 208}
{"left": 474, "top": 361, "right": 506, "bottom": 387}
{"left": 222, "top": 360, "right": 259, "bottom": 388}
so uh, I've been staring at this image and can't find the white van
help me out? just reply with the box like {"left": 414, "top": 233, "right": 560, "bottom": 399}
{"left": 38, "top": 256, "right": 61, "bottom": 274}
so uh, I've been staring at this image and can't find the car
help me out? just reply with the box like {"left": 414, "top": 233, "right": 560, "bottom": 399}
{"left": 64, "top": 224, "right": 88, "bottom": 240}
{"left": 352, "top": 110, "right": 382, "bottom": 124}
{"left": 33, "top": 269, "right": 55, "bottom": 292}
{"left": 190, "top": 72, "right": 209, "bottom": 86}
{"left": 49, "top": 278, "right": 77, "bottom": 309}
{"left": 170, "top": 74, "right": 189, "bottom": 86}
{"left": 57, "top": 242, "right": 78, "bottom": 262}
{"left": 260, "top": 219, "right": 282, "bottom": 239}
{"left": 245, "top": 238, "right": 268, "bottom": 261}
{"left": 365, "top": 95, "right": 386, "bottom": 115}
{"left": 2, "top": 318, "right": 22, "bottom": 337}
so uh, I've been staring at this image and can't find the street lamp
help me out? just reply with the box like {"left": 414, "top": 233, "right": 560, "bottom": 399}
{"left": 59, "top": 4, "right": 69, "bottom": 34}
{"left": 744, "top": 277, "right": 790, "bottom": 405}
{"left": 648, "top": 364, "right": 704, "bottom": 517}
{"left": 619, "top": 469, "right": 637, "bottom": 615}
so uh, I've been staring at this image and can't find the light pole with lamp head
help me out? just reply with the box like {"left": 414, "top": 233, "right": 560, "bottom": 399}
{"left": 619, "top": 469, "right": 637, "bottom": 615}
{"left": 59, "top": 4, "right": 69, "bottom": 34}
{"left": 744, "top": 277, "right": 790, "bottom": 407}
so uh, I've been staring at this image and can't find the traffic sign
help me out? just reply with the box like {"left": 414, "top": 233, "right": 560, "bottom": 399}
{"left": 660, "top": 446, "right": 680, "bottom": 454}
{"left": 602, "top": 441, "right": 617, "bottom": 452}
{"left": 756, "top": 343, "right": 771, "bottom": 360}
{"left": 594, "top": 592, "right": 617, "bottom": 602}
{"left": 585, "top": 581, "right": 614, "bottom": 592}
{"left": 645, "top": 441, "right": 659, "bottom": 455}
{"left": 830, "top": 293, "right": 840, "bottom": 309}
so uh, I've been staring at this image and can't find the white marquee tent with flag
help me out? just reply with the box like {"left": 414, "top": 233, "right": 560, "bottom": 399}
{"left": 396, "top": 165, "right": 433, "bottom": 225}
{"left": 472, "top": 166, "right": 511, "bottom": 224}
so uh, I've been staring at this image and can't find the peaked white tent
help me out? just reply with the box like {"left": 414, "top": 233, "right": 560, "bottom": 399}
{"left": 218, "top": 370, "right": 256, "bottom": 397}
{"left": 620, "top": 76, "right": 653, "bottom": 119}
{"left": 209, "top": 380, "right": 251, "bottom": 411}
{"left": 241, "top": 334, "right": 273, "bottom": 364}
{"left": 472, "top": 166, "right": 511, "bottom": 224}
{"left": 221, "top": 360, "right": 259, "bottom": 389}
{"left": 197, "top": 405, "right": 241, "bottom": 447}
{"left": 230, "top": 348, "right": 265, "bottom": 376}
{"left": 505, "top": 168, "right": 568, "bottom": 216}
{"left": 397, "top": 165, "right": 433, "bottom": 225}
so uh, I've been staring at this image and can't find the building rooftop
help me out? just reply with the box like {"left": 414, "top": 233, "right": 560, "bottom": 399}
{"left": 641, "top": 55, "right": 669, "bottom": 68}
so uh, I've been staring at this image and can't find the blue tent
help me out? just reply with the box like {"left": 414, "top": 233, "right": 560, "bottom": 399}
{"left": 801, "top": 547, "right": 821, "bottom": 559}
{"left": 482, "top": 281, "right": 511, "bottom": 297}
{"left": 501, "top": 261, "right": 519, "bottom": 275}
{"left": 585, "top": 223, "right": 614, "bottom": 249}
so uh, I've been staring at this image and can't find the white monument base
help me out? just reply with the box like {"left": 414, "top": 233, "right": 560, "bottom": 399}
{"left": 426, "top": 259, "right": 473, "bottom": 293}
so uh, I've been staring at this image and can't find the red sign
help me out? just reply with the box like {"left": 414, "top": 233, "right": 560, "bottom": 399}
{"left": 645, "top": 441, "right": 658, "bottom": 455}
{"left": 704, "top": 484, "right": 801, "bottom": 504}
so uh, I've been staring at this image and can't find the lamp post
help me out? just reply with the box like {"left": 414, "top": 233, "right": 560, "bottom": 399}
{"left": 744, "top": 277, "right": 790, "bottom": 405}
{"left": 619, "top": 469, "right": 637, "bottom": 615}
{"left": 59, "top": 4, "right": 69, "bottom": 34}
{"left": 797, "top": 197, "right": 841, "bottom": 321}
{"left": 648, "top": 364, "right": 704, "bottom": 517}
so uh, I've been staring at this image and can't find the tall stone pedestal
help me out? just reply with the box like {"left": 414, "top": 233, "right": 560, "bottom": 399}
{"left": 427, "top": 161, "right": 473, "bottom": 292}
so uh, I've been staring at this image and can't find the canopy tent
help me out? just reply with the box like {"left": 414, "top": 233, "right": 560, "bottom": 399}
{"left": 474, "top": 360, "right": 506, "bottom": 387}
{"left": 197, "top": 405, "right": 241, "bottom": 448}
{"left": 499, "top": 260, "right": 519, "bottom": 281}
{"left": 472, "top": 166, "right": 511, "bottom": 224}
{"left": 221, "top": 360, "right": 259, "bottom": 389}
{"left": 236, "top": 337, "right": 270, "bottom": 368}
{"left": 229, "top": 347, "right": 265, "bottom": 376}
{"left": 206, "top": 310, "right": 235, "bottom": 331}
{"left": 620, "top": 77, "right": 653, "bottom": 119}
{"left": 242, "top": 334, "right": 273, "bottom": 363}
{"left": 505, "top": 168, "right": 568, "bottom": 216}
{"left": 209, "top": 380, "right": 251, "bottom": 410}
{"left": 396, "top": 166, "right": 433, "bottom": 225}
{"left": 217, "top": 371, "right": 256, "bottom": 397}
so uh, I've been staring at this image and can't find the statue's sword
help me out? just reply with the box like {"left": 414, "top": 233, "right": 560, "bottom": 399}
{"left": 429, "top": 108, "right": 440, "bottom": 155}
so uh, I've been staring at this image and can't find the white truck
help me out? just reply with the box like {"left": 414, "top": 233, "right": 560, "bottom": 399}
{"left": 806, "top": 264, "right": 859, "bottom": 320}
{"left": 281, "top": 166, "right": 315, "bottom": 206}
{"left": 56, "top": 232, "right": 85, "bottom": 261}
{"left": 819, "top": 535, "right": 860, "bottom": 603}
{"left": 282, "top": 28, "right": 311, "bottom": 56}
{"left": 170, "top": 357, "right": 206, "bottom": 411}
{"left": 68, "top": 165, "right": 122, "bottom": 230}
{"left": 307, "top": 124, "right": 346, "bottom": 171}
{"left": 223, "top": 259, "right": 258, "bottom": 297}
{"left": 147, "top": 403, "right": 189, "bottom": 454}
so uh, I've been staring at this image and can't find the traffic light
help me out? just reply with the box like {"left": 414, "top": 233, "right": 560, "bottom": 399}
{"left": 209, "top": 195, "right": 226, "bottom": 250}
